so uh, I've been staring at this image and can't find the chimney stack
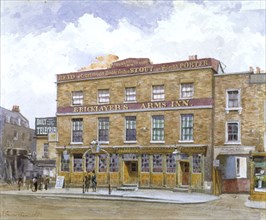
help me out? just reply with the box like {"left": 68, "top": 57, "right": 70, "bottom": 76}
{"left": 189, "top": 55, "right": 197, "bottom": 60}
{"left": 255, "top": 67, "right": 261, "bottom": 74}
{"left": 12, "top": 105, "right": 20, "bottom": 112}
{"left": 249, "top": 66, "right": 254, "bottom": 73}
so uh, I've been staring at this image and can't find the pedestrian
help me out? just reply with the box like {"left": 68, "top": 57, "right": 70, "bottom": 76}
{"left": 32, "top": 176, "right": 38, "bottom": 192}
{"left": 85, "top": 172, "right": 91, "bottom": 192}
{"left": 91, "top": 170, "right": 97, "bottom": 192}
{"left": 18, "top": 176, "right": 23, "bottom": 191}
{"left": 44, "top": 175, "right": 50, "bottom": 190}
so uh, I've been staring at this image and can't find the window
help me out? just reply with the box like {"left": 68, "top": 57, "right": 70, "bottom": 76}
{"left": 61, "top": 151, "right": 70, "bottom": 172}
{"left": 166, "top": 154, "right": 176, "bottom": 173}
{"left": 180, "top": 114, "right": 194, "bottom": 141}
{"left": 109, "top": 154, "right": 119, "bottom": 172}
{"left": 226, "top": 121, "right": 240, "bottom": 143}
{"left": 152, "top": 115, "right": 164, "bottom": 142}
{"left": 125, "top": 87, "right": 136, "bottom": 102}
{"left": 141, "top": 154, "right": 149, "bottom": 172}
{"left": 125, "top": 116, "right": 136, "bottom": 142}
{"left": 181, "top": 83, "right": 194, "bottom": 99}
{"left": 85, "top": 153, "right": 95, "bottom": 172}
{"left": 72, "top": 119, "right": 83, "bottom": 143}
{"left": 152, "top": 85, "right": 164, "bottom": 101}
{"left": 98, "top": 117, "right": 109, "bottom": 142}
{"left": 226, "top": 89, "right": 242, "bottom": 113}
{"left": 98, "top": 89, "right": 109, "bottom": 104}
{"left": 14, "top": 131, "right": 18, "bottom": 140}
{"left": 153, "top": 154, "right": 162, "bottom": 172}
{"left": 99, "top": 154, "right": 107, "bottom": 172}
{"left": 193, "top": 154, "right": 201, "bottom": 173}
{"left": 72, "top": 91, "right": 83, "bottom": 105}
{"left": 235, "top": 157, "right": 247, "bottom": 178}
{"left": 73, "top": 154, "right": 83, "bottom": 172}
{"left": 43, "top": 143, "right": 49, "bottom": 158}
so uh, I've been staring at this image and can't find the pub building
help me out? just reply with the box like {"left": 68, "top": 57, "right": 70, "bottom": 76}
{"left": 55, "top": 56, "right": 224, "bottom": 192}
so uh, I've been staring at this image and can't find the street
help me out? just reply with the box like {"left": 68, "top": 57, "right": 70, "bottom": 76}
{"left": 0, "top": 193, "right": 265, "bottom": 220}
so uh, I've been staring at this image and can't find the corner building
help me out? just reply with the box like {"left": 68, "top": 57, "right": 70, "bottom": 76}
{"left": 56, "top": 57, "right": 224, "bottom": 191}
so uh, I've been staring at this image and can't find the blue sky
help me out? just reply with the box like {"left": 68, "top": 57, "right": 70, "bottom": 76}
{"left": 1, "top": 0, "right": 265, "bottom": 128}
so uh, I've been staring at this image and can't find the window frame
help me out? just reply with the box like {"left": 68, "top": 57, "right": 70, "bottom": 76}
{"left": 179, "top": 114, "right": 194, "bottom": 143}
{"left": 71, "top": 118, "right": 83, "bottom": 144}
{"left": 151, "top": 115, "right": 165, "bottom": 143}
{"left": 152, "top": 85, "right": 165, "bottom": 101}
{"left": 125, "top": 116, "right": 137, "bottom": 143}
{"left": 125, "top": 87, "right": 136, "bottom": 102}
{"left": 72, "top": 91, "right": 83, "bottom": 106}
{"left": 98, "top": 89, "right": 110, "bottom": 104}
{"left": 225, "top": 89, "right": 242, "bottom": 113}
{"left": 98, "top": 117, "right": 109, "bottom": 143}
{"left": 225, "top": 121, "right": 241, "bottom": 144}
{"left": 180, "top": 83, "right": 194, "bottom": 99}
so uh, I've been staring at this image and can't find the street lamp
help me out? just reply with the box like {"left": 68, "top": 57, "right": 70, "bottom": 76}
{"left": 89, "top": 140, "right": 111, "bottom": 195}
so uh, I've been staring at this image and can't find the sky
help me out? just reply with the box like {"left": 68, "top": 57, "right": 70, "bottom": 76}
{"left": 1, "top": 0, "right": 265, "bottom": 128}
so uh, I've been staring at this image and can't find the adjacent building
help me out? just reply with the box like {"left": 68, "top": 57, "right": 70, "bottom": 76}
{"left": 213, "top": 68, "right": 266, "bottom": 195}
{"left": 0, "top": 105, "right": 36, "bottom": 181}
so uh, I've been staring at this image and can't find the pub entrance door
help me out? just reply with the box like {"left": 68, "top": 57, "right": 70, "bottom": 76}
{"left": 123, "top": 161, "right": 138, "bottom": 184}
{"left": 180, "top": 161, "right": 190, "bottom": 186}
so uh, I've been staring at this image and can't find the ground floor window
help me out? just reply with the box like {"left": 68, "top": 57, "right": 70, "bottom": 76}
{"left": 193, "top": 154, "right": 201, "bottom": 173}
{"left": 110, "top": 154, "right": 119, "bottom": 172}
{"left": 141, "top": 154, "right": 149, "bottom": 172}
{"left": 253, "top": 155, "right": 266, "bottom": 191}
{"left": 166, "top": 154, "right": 176, "bottom": 173}
{"left": 61, "top": 152, "right": 70, "bottom": 172}
{"left": 153, "top": 154, "right": 162, "bottom": 172}
{"left": 73, "top": 154, "right": 83, "bottom": 172}
{"left": 86, "top": 154, "right": 96, "bottom": 172}
{"left": 99, "top": 154, "right": 107, "bottom": 172}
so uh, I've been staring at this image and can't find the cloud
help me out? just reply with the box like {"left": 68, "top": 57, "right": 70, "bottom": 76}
{"left": 1, "top": 1, "right": 265, "bottom": 128}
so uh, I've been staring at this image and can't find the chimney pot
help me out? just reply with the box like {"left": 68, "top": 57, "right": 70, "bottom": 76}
{"left": 256, "top": 67, "right": 260, "bottom": 74}
{"left": 12, "top": 105, "right": 20, "bottom": 112}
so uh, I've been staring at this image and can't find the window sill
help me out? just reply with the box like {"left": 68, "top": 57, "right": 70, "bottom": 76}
{"left": 225, "top": 107, "right": 242, "bottom": 114}
{"left": 180, "top": 97, "right": 193, "bottom": 100}
{"left": 178, "top": 140, "right": 194, "bottom": 143}
{"left": 124, "top": 101, "right": 137, "bottom": 103}
{"left": 98, "top": 141, "right": 109, "bottom": 145}
{"left": 124, "top": 141, "right": 137, "bottom": 144}
{"left": 150, "top": 141, "right": 165, "bottom": 144}
{"left": 70, "top": 142, "right": 83, "bottom": 145}
{"left": 224, "top": 141, "right": 241, "bottom": 145}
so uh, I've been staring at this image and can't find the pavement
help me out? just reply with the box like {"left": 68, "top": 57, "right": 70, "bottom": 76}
{"left": 0, "top": 186, "right": 265, "bottom": 209}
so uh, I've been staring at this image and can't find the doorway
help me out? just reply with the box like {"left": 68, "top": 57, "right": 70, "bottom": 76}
{"left": 180, "top": 161, "right": 190, "bottom": 186}
{"left": 123, "top": 161, "right": 138, "bottom": 184}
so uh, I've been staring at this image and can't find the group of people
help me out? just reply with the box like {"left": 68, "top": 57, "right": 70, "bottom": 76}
{"left": 18, "top": 175, "right": 50, "bottom": 192}
{"left": 83, "top": 170, "right": 97, "bottom": 193}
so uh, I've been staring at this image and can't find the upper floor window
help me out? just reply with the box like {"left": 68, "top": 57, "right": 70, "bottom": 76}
{"left": 14, "top": 131, "right": 18, "bottom": 140}
{"left": 226, "top": 89, "right": 242, "bottom": 113}
{"left": 43, "top": 143, "right": 49, "bottom": 158}
{"left": 226, "top": 121, "right": 241, "bottom": 144}
{"left": 151, "top": 115, "right": 164, "bottom": 142}
{"left": 72, "top": 118, "right": 83, "bottom": 143}
{"left": 98, "top": 117, "right": 109, "bottom": 142}
{"left": 181, "top": 83, "right": 194, "bottom": 99}
{"left": 98, "top": 89, "right": 109, "bottom": 104}
{"left": 125, "top": 87, "right": 136, "bottom": 102}
{"left": 125, "top": 116, "right": 136, "bottom": 142}
{"left": 72, "top": 91, "right": 83, "bottom": 105}
{"left": 180, "top": 114, "right": 194, "bottom": 142}
{"left": 152, "top": 85, "right": 165, "bottom": 101}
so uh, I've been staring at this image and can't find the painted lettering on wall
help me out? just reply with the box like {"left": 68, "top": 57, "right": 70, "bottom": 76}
{"left": 35, "top": 117, "right": 57, "bottom": 136}
{"left": 57, "top": 59, "right": 211, "bottom": 82}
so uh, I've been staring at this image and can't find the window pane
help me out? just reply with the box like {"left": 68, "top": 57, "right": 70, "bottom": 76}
{"left": 166, "top": 154, "right": 176, "bottom": 173}
{"left": 181, "top": 115, "right": 193, "bottom": 141}
{"left": 125, "top": 87, "right": 136, "bottom": 102}
{"left": 228, "top": 122, "right": 238, "bottom": 141}
{"left": 152, "top": 85, "right": 165, "bottom": 100}
{"left": 228, "top": 90, "right": 239, "bottom": 108}
{"left": 109, "top": 154, "right": 119, "bottom": 172}
{"left": 72, "top": 91, "right": 83, "bottom": 105}
{"left": 73, "top": 154, "right": 83, "bottom": 172}
{"left": 152, "top": 116, "right": 164, "bottom": 141}
{"left": 193, "top": 154, "right": 201, "bottom": 173}
{"left": 98, "top": 118, "right": 109, "bottom": 141}
{"left": 181, "top": 84, "right": 194, "bottom": 98}
{"left": 141, "top": 154, "right": 149, "bottom": 172}
{"left": 153, "top": 154, "right": 162, "bottom": 172}
{"left": 72, "top": 119, "right": 83, "bottom": 142}
{"left": 98, "top": 89, "right": 110, "bottom": 103}
{"left": 126, "top": 116, "right": 136, "bottom": 141}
